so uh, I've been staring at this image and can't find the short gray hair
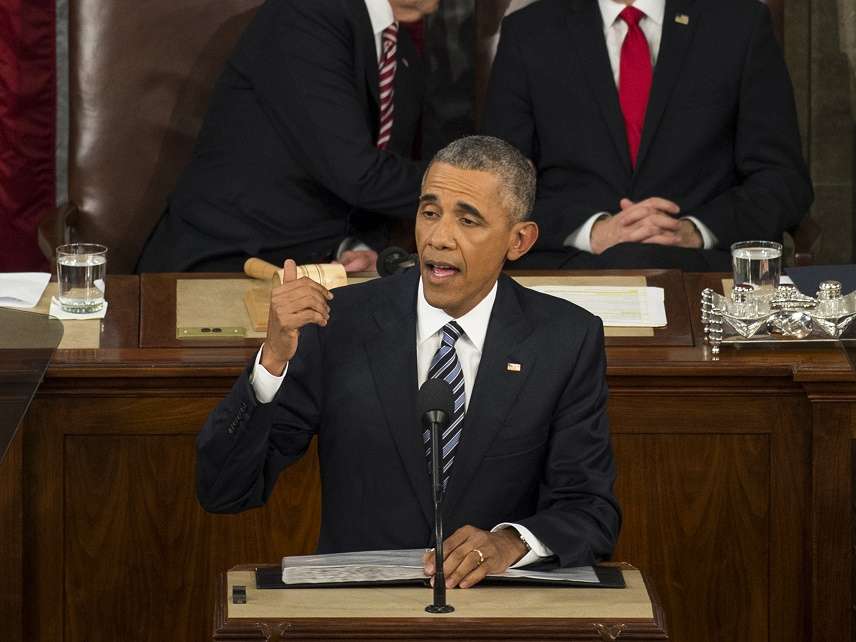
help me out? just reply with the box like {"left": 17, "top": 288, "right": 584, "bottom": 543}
{"left": 425, "top": 135, "right": 536, "bottom": 222}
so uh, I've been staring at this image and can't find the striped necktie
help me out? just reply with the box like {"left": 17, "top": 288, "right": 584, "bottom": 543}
{"left": 423, "top": 321, "right": 466, "bottom": 489}
{"left": 376, "top": 24, "right": 398, "bottom": 150}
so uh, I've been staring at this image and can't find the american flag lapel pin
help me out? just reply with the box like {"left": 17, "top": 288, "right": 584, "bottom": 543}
{"left": 507, "top": 362, "right": 522, "bottom": 372}
{"left": 675, "top": 14, "right": 689, "bottom": 25}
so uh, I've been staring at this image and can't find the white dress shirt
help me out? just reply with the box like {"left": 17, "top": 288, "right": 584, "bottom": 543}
{"left": 251, "top": 278, "right": 553, "bottom": 568}
{"left": 364, "top": 0, "right": 395, "bottom": 61}
{"left": 564, "top": 0, "right": 717, "bottom": 252}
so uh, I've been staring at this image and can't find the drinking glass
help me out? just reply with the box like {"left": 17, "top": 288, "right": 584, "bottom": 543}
{"left": 730, "top": 240, "right": 782, "bottom": 294}
{"left": 56, "top": 243, "right": 108, "bottom": 313}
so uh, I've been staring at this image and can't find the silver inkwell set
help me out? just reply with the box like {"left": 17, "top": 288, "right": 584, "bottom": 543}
{"left": 701, "top": 280, "right": 856, "bottom": 354}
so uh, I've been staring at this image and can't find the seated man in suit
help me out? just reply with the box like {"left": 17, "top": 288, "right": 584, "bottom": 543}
{"left": 137, "top": 0, "right": 439, "bottom": 274}
{"left": 484, "top": 0, "right": 813, "bottom": 271}
{"left": 197, "top": 136, "right": 620, "bottom": 588}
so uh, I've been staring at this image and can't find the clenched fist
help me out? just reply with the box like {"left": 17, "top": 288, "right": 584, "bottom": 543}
{"left": 260, "top": 259, "right": 333, "bottom": 375}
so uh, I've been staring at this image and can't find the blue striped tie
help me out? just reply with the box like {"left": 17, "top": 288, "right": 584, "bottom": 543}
{"left": 423, "top": 321, "right": 466, "bottom": 489}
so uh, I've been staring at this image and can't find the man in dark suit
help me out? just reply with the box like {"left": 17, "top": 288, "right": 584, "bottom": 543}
{"left": 137, "top": 0, "right": 439, "bottom": 273}
{"left": 197, "top": 136, "right": 620, "bottom": 587}
{"left": 484, "top": 0, "right": 813, "bottom": 271}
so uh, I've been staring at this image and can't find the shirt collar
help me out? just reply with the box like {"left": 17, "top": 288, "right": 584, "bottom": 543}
{"left": 598, "top": 0, "right": 665, "bottom": 28}
{"left": 364, "top": 0, "right": 395, "bottom": 37}
{"left": 417, "top": 279, "right": 499, "bottom": 353}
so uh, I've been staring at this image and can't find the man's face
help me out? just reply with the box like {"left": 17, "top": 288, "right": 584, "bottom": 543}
{"left": 415, "top": 162, "right": 537, "bottom": 318}
{"left": 389, "top": 0, "right": 440, "bottom": 22}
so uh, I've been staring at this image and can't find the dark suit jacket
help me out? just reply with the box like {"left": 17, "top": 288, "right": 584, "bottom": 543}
{"left": 137, "top": 0, "right": 427, "bottom": 273}
{"left": 197, "top": 269, "right": 621, "bottom": 566}
{"left": 483, "top": 0, "right": 813, "bottom": 252}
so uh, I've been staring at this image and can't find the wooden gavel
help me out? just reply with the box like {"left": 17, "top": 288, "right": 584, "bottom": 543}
{"left": 243, "top": 258, "right": 348, "bottom": 289}
{"left": 243, "top": 258, "right": 284, "bottom": 282}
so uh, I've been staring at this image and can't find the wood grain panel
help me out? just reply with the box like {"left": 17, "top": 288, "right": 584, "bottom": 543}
{"left": 61, "top": 433, "right": 319, "bottom": 642}
{"left": 23, "top": 398, "right": 66, "bottom": 642}
{"left": 769, "top": 398, "right": 810, "bottom": 642}
{"left": 0, "top": 429, "right": 23, "bottom": 642}
{"left": 612, "top": 434, "right": 770, "bottom": 642}
{"left": 811, "top": 402, "right": 854, "bottom": 642}
{"left": 608, "top": 392, "right": 801, "bottom": 434}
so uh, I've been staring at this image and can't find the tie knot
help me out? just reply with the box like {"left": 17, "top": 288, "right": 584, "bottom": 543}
{"left": 619, "top": 5, "right": 645, "bottom": 28}
{"left": 441, "top": 321, "right": 463, "bottom": 346}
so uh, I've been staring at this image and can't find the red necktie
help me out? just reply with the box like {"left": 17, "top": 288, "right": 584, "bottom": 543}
{"left": 618, "top": 6, "right": 652, "bottom": 167}
{"left": 376, "top": 24, "right": 398, "bottom": 150}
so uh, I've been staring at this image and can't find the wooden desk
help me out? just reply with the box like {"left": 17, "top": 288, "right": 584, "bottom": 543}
{"left": 213, "top": 565, "right": 668, "bottom": 641}
{"left": 2, "top": 272, "right": 854, "bottom": 642}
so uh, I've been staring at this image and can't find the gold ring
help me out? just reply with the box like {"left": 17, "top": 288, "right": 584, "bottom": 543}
{"left": 470, "top": 548, "right": 485, "bottom": 565}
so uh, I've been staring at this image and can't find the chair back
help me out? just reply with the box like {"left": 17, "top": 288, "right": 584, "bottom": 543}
{"left": 67, "top": 0, "right": 263, "bottom": 272}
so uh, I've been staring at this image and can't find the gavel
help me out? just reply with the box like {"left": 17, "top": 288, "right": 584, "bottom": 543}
{"left": 243, "top": 257, "right": 285, "bottom": 282}
{"left": 243, "top": 257, "right": 348, "bottom": 289}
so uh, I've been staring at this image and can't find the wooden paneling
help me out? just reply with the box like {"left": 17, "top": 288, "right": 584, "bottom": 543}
{"left": 2, "top": 271, "right": 853, "bottom": 642}
{"left": 22, "top": 396, "right": 320, "bottom": 642}
{"left": 809, "top": 401, "right": 854, "bottom": 642}
{"left": 0, "top": 429, "right": 23, "bottom": 642}
{"left": 613, "top": 434, "right": 771, "bottom": 642}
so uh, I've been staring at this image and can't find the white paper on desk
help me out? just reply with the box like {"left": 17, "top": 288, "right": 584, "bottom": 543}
{"left": 0, "top": 272, "right": 51, "bottom": 308}
{"left": 530, "top": 285, "right": 667, "bottom": 327}
{"left": 281, "top": 548, "right": 599, "bottom": 585}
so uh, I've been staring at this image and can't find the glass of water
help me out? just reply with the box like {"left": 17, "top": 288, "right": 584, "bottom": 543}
{"left": 56, "top": 243, "right": 108, "bottom": 313}
{"left": 730, "top": 240, "right": 782, "bottom": 294}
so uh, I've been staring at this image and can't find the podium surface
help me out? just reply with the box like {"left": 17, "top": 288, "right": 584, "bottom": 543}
{"left": 214, "top": 564, "right": 668, "bottom": 640}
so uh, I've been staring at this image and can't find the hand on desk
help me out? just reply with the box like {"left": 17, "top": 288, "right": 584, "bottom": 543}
{"left": 422, "top": 524, "right": 528, "bottom": 589}
{"left": 261, "top": 259, "right": 333, "bottom": 375}
{"left": 337, "top": 249, "right": 378, "bottom": 273}
{"left": 590, "top": 197, "right": 702, "bottom": 254}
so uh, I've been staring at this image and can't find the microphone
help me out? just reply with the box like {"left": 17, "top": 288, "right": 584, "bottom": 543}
{"left": 417, "top": 378, "right": 455, "bottom": 614}
{"left": 377, "top": 246, "right": 417, "bottom": 277}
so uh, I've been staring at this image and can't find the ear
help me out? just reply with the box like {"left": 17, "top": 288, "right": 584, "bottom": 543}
{"left": 505, "top": 221, "right": 539, "bottom": 262}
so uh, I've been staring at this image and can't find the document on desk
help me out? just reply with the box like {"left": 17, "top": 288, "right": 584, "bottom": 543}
{"left": 0, "top": 273, "right": 51, "bottom": 309}
{"left": 529, "top": 285, "right": 667, "bottom": 327}
{"left": 280, "top": 549, "right": 601, "bottom": 586}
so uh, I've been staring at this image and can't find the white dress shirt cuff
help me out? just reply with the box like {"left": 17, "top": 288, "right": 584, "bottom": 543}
{"left": 564, "top": 213, "right": 610, "bottom": 253}
{"left": 683, "top": 216, "right": 718, "bottom": 250}
{"left": 492, "top": 522, "right": 554, "bottom": 568}
{"left": 250, "top": 347, "right": 288, "bottom": 404}
{"left": 336, "top": 237, "right": 373, "bottom": 261}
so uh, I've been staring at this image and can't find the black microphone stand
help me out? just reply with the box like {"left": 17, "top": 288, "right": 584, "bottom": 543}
{"left": 425, "top": 410, "right": 454, "bottom": 614}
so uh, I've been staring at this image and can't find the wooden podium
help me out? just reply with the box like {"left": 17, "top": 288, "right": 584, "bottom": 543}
{"left": 213, "top": 564, "right": 668, "bottom": 641}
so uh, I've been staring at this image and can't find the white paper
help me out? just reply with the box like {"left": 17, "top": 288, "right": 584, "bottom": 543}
{"left": 529, "top": 285, "right": 667, "bottom": 327}
{"left": 48, "top": 297, "right": 109, "bottom": 320}
{"left": 281, "top": 548, "right": 600, "bottom": 585}
{"left": 0, "top": 272, "right": 51, "bottom": 308}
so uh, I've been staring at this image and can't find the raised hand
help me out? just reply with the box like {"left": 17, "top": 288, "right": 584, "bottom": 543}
{"left": 260, "top": 259, "right": 333, "bottom": 375}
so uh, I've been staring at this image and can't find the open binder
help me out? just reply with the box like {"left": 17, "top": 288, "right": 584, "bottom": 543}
{"left": 255, "top": 549, "right": 626, "bottom": 590}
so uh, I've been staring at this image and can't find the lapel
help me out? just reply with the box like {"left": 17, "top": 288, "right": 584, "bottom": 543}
{"left": 566, "top": 0, "right": 632, "bottom": 177}
{"left": 633, "top": 0, "right": 698, "bottom": 174}
{"left": 364, "top": 270, "right": 433, "bottom": 527}
{"left": 355, "top": 1, "right": 380, "bottom": 108}
{"left": 442, "top": 276, "right": 536, "bottom": 519}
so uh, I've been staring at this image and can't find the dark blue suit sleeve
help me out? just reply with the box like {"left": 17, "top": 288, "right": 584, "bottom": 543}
{"left": 196, "top": 326, "right": 324, "bottom": 513}
{"left": 248, "top": 1, "right": 424, "bottom": 218}
{"left": 518, "top": 316, "right": 621, "bottom": 566}
{"left": 684, "top": 4, "right": 812, "bottom": 245}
